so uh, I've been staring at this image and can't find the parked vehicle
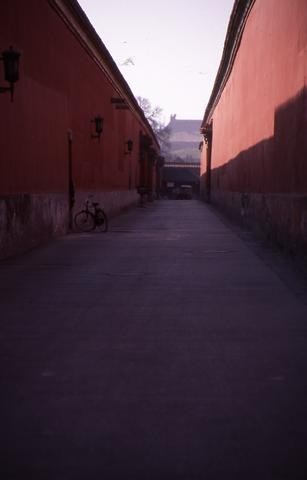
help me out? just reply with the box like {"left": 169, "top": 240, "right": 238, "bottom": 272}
{"left": 74, "top": 197, "right": 108, "bottom": 232}
{"left": 177, "top": 185, "right": 193, "bottom": 199}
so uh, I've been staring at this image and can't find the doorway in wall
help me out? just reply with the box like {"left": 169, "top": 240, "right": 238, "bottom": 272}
{"left": 204, "top": 122, "right": 212, "bottom": 203}
{"left": 67, "top": 130, "right": 75, "bottom": 230}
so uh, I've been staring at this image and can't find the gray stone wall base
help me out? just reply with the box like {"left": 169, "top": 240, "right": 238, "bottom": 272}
{"left": 0, "top": 190, "right": 140, "bottom": 260}
{"left": 0, "top": 193, "right": 68, "bottom": 260}
{"left": 73, "top": 190, "right": 140, "bottom": 218}
{"left": 210, "top": 191, "right": 307, "bottom": 257}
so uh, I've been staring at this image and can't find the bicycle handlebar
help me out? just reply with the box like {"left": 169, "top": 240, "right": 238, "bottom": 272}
{"left": 84, "top": 198, "right": 99, "bottom": 209}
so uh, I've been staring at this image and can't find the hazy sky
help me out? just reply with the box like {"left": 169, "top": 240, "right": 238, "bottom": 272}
{"left": 78, "top": 0, "right": 234, "bottom": 122}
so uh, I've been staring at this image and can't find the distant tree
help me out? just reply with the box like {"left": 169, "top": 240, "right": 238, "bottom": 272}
{"left": 137, "top": 96, "right": 171, "bottom": 156}
{"left": 137, "top": 96, "right": 162, "bottom": 132}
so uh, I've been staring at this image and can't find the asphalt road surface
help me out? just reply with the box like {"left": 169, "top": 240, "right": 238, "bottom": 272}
{"left": 1, "top": 200, "right": 307, "bottom": 479}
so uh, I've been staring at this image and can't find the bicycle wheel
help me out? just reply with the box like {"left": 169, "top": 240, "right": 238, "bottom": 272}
{"left": 74, "top": 210, "right": 95, "bottom": 232}
{"left": 95, "top": 209, "right": 108, "bottom": 232}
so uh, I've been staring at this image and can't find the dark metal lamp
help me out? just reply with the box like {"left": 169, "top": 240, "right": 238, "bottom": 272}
{"left": 91, "top": 115, "right": 104, "bottom": 141}
{"left": 0, "top": 46, "right": 20, "bottom": 102}
{"left": 125, "top": 139, "right": 133, "bottom": 155}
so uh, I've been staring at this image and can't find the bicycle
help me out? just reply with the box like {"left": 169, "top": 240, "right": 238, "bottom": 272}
{"left": 74, "top": 197, "right": 108, "bottom": 233}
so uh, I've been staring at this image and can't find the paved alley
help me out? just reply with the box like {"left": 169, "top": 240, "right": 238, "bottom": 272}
{"left": 1, "top": 200, "right": 307, "bottom": 479}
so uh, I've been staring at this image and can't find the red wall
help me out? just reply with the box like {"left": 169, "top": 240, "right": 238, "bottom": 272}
{"left": 202, "top": 0, "right": 307, "bottom": 194}
{"left": 0, "top": 0, "right": 155, "bottom": 196}
{"left": 200, "top": 0, "right": 307, "bottom": 253}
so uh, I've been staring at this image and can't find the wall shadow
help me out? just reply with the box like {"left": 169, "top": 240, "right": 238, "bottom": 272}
{"left": 201, "top": 87, "right": 307, "bottom": 254}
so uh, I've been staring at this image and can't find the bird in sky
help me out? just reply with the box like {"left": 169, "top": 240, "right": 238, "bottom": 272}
{"left": 121, "top": 57, "right": 135, "bottom": 66}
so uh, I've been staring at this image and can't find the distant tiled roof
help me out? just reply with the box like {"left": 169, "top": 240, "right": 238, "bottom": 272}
{"left": 167, "top": 116, "right": 202, "bottom": 143}
{"left": 163, "top": 167, "right": 200, "bottom": 183}
{"left": 168, "top": 117, "right": 202, "bottom": 135}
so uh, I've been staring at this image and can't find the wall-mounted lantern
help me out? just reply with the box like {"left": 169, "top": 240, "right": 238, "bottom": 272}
{"left": 91, "top": 115, "right": 104, "bottom": 142}
{"left": 157, "top": 155, "right": 165, "bottom": 168}
{"left": 202, "top": 124, "right": 212, "bottom": 146}
{"left": 125, "top": 139, "right": 133, "bottom": 155}
{"left": 0, "top": 46, "right": 21, "bottom": 102}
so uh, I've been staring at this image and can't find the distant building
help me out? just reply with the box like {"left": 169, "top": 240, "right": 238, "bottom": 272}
{"left": 0, "top": 0, "right": 159, "bottom": 259}
{"left": 167, "top": 115, "right": 202, "bottom": 163}
{"left": 162, "top": 164, "right": 200, "bottom": 198}
{"left": 200, "top": 0, "right": 307, "bottom": 256}
{"left": 161, "top": 116, "right": 201, "bottom": 197}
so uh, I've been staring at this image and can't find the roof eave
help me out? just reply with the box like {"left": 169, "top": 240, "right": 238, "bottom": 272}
{"left": 201, "top": 0, "right": 256, "bottom": 132}
{"left": 49, "top": 0, "right": 160, "bottom": 150}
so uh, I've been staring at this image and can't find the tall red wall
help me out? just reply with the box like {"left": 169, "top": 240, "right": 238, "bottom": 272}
{"left": 0, "top": 0, "right": 152, "bottom": 194}
{"left": 0, "top": 0, "right": 157, "bottom": 258}
{"left": 202, "top": 0, "right": 307, "bottom": 253}
{"left": 209, "top": 0, "right": 307, "bottom": 187}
